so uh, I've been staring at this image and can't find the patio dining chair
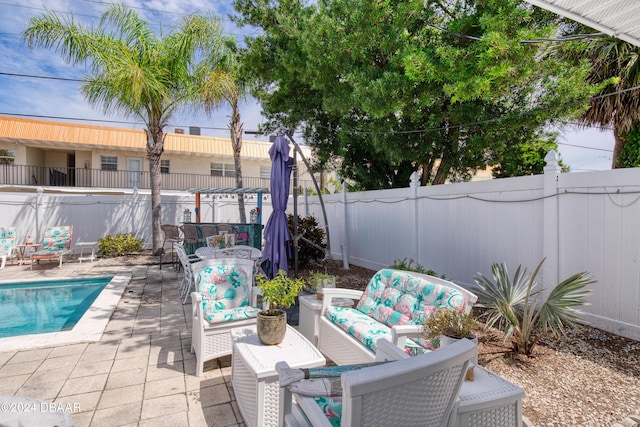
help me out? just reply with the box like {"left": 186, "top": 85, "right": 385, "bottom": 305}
{"left": 30, "top": 225, "right": 73, "bottom": 270}
{"left": 161, "top": 224, "right": 182, "bottom": 270}
{"left": 0, "top": 226, "right": 17, "bottom": 269}
{"left": 174, "top": 243, "right": 202, "bottom": 303}
{"left": 278, "top": 338, "right": 476, "bottom": 427}
{"left": 180, "top": 224, "right": 201, "bottom": 255}
{"left": 190, "top": 257, "right": 261, "bottom": 376}
{"left": 198, "top": 225, "right": 218, "bottom": 240}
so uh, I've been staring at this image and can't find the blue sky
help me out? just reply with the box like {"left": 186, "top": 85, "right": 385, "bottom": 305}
{"left": 0, "top": 0, "right": 615, "bottom": 171}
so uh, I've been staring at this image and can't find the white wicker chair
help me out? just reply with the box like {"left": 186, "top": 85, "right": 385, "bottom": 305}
{"left": 190, "top": 258, "right": 261, "bottom": 376}
{"left": 278, "top": 338, "right": 476, "bottom": 427}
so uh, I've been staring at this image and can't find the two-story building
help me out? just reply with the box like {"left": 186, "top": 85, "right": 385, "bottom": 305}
{"left": 0, "top": 116, "right": 317, "bottom": 192}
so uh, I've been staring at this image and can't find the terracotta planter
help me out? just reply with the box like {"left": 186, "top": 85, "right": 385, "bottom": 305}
{"left": 257, "top": 310, "right": 287, "bottom": 345}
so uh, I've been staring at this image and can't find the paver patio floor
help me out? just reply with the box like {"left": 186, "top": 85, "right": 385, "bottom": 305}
{"left": 0, "top": 258, "right": 245, "bottom": 427}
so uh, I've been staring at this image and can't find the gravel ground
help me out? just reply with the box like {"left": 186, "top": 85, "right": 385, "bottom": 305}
{"left": 119, "top": 253, "right": 640, "bottom": 426}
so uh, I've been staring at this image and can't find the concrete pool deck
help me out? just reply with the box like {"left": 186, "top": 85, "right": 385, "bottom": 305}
{"left": 0, "top": 257, "right": 245, "bottom": 427}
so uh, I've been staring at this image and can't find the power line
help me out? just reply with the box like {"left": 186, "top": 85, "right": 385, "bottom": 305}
{"left": 0, "top": 1, "right": 242, "bottom": 36}
{"left": 556, "top": 142, "right": 612, "bottom": 153}
{"left": 326, "top": 83, "right": 640, "bottom": 136}
{"left": 0, "top": 71, "right": 82, "bottom": 82}
{"left": 0, "top": 70, "right": 624, "bottom": 151}
{"left": 426, "top": 23, "right": 605, "bottom": 44}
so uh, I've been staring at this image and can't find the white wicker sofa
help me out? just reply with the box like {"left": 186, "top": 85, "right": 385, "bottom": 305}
{"left": 317, "top": 268, "right": 478, "bottom": 365}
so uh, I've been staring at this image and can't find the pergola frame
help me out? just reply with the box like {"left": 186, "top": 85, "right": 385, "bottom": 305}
{"left": 186, "top": 187, "right": 269, "bottom": 224}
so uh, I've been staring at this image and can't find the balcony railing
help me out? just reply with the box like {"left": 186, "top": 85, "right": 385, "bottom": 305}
{"left": 0, "top": 164, "right": 315, "bottom": 192}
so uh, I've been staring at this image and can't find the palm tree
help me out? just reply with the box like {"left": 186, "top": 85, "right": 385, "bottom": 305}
{"left": 23, "top": 4, "right": 223, "bottom": 254}
{"left": 196, "top": 38, "right": 250, "bottom": 222}
{"left": 559, "top": 35, "right": 640, "bottom": 168}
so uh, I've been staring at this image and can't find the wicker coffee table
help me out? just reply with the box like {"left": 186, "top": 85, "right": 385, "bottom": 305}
{"left": 231, "top": 325, "right": 326, "bottom": 427}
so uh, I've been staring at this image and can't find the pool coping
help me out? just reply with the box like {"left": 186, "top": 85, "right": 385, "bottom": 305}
{"left": 0, "top": 273, "right": 131, "bottom": 351}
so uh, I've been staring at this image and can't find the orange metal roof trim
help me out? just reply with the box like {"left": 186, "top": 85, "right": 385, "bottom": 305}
{"left": 0, "top": 116, "right": 300, "bottom": 160}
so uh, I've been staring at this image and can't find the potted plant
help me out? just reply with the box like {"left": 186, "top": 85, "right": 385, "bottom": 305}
{"left": 256, "top": 270, "right": 306, "bottom": 345}
{"left": 307, "top": 271, "right": 337, "bottom": 299}
{"left": 423, "top": 309, "right": 478, "bottom": 378}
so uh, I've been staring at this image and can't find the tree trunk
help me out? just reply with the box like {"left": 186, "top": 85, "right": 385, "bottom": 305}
{"left": 612, "top": 126, "right": 626, "bottom": 169}
{"left": 146, "top": 128, "right": 164, "bottom": 255}
{"left": 432, "top": 159, "right": 448, "bottom": 185}
{"left": 230, "top": 101, "right": 247, "bottom": 223}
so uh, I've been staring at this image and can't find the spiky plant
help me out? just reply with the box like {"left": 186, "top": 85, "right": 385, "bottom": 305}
{"left": 473, "top": 258, "right": 594, "bottom": 355}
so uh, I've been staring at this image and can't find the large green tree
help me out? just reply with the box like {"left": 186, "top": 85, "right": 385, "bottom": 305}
{"left": 24, "top": 5, "right": 224, "bottom": 253}
{"left": 233, "top": 0, "right": 595, "bottom": 188}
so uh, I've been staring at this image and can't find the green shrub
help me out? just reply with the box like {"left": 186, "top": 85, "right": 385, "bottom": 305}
{"left": 98, "top": 233, "right": 143, "bottom": 257}
{"left": 390, "top": 257, "right": 441, "bottom": 278}
{"left": 287, "top": 214, "right": 327, "bottom": 267}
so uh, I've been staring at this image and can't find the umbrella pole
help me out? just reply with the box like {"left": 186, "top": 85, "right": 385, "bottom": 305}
{"left": 285, "top": 132, "right": 332, "bottom": 260}
{"left": 293, "top": 148, "right": 299, "bottom": 278}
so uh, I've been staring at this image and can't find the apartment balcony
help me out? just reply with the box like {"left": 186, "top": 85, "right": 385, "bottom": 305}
{"left": 0, "top": 164, "right": 314, "bottom": 192}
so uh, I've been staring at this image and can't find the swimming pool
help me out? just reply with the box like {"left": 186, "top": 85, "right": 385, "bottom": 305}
{"left": 0, "top": 274, "right": 130, "bottom": 351}
{"left": 0, "top": 277, "right": 112, "bottom": 338}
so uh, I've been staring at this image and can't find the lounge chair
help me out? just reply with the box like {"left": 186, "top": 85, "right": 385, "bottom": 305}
{"left": 190, "top": 258, "right": 261, "bottom": 376}
{"left": 30, "top": 225, "right": 73, "bottom": 270}
{"left": 0, "top": 226, "right": 17, "bottom": 269}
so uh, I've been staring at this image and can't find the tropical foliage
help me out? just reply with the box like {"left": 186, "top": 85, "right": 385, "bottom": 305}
{"left": 473, "top": 258, "right": 594, "bottom": 355}
{"left": 233, "top": 0, "right": 597, "bottom": 188}
{"left": 287, "top": 214, "right": 327, "bottom": 267}
{"left": 23, "top": 4, "right": 228, "bottom": 254}
{"left": 195, "top": 36, "right": 250, "bottom": 222}
{"left": 553, "top": 25, "right": 640, "bottom": 168}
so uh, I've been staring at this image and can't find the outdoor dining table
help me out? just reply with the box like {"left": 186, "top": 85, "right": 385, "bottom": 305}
{"left": 194, "top": 246, "right": 262, "bottom": 261}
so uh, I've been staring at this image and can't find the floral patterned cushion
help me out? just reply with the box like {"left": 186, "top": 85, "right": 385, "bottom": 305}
{"left": 356, "top": 269, "right": 466, "bottom": 327}
{"left": 325, "top": 306, "right": 424, "bottom": 355}
{"left": 0, "top": 227, "right": 16, "bottom": 253}
{"left": 313, "top": 396, "right": 342, "bottom": 427}
{"left": 204, "top": 306, "right": 260, "bottom": 324}
{"left": 196, "top": 264, "right": 252, "bottom": 314}
{"left": 325, "top": 269, "right": 466, "bottom": 355}
{"left": 36, "top": 226, "right": 72, "bottom": 254}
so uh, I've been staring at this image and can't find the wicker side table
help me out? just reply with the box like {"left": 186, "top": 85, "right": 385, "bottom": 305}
{"left": 299, "top": 294, "right": 353, "bottom": 346}
{"left": 451, "top": 365, "right": 525, "bottom": 427}
{"left": 231, "top": 325, "right": 326, "bottom": 427}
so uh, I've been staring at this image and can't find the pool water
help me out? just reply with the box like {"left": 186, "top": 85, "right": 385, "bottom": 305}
{"left": 0, "top": 277, "right": 112, "bottom": 338}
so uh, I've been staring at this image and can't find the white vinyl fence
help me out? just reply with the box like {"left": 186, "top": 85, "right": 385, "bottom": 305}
{"left": 303, "top": 152, "right": 640, "bottom": 341}
{"left": 0, "top": 188, "right": 275, "bottom": 253}
{"left": 2, "top": 152, "right": 639, "bottom": 341}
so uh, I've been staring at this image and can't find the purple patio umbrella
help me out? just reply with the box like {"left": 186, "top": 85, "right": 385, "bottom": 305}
{"left": 261, "top": 135, "right": 294, "bottom": 279}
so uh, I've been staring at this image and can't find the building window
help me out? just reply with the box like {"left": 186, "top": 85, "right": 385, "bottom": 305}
{"left": 160, "top": 159, "right": 170, "bottom": 174}
{"left": 0, "top": 149, "right": 15, "bottom": 165}
{"left": 210, "top": 163, "right": 235, "bottom": 177}
{"left": 101, "top": 156, "right": 117, "bottom": 171}
{"left": 260, "top": 166, "right": 271, "bottom": 179}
